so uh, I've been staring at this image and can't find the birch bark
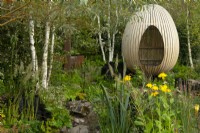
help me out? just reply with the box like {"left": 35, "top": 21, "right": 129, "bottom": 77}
{"left": 29, "top": 18, "right": 37, "bottom": 72}
{"left": 47, "top": 26, "right": 55, "bottom": 87}
{"left": 29, "top": 10, "right": 39, "bottom": 85}
{"left": 110, "top": 8, "right": 119, "bottom": 62}
{"left": 107, "top": 0, "right": 112, "bottom": 62}
{"left": 42, "top": 21, "right": 51, "bottom": 89}
{"left": 97, "top": 15, "right": 106, "bottom": 62}
{"left": 186, "top": 3, "right": 194, "bottom": 68}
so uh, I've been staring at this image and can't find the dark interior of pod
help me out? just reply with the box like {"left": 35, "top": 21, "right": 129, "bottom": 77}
{"left": 139, "top": 25, "right": 164, "bottom": 66}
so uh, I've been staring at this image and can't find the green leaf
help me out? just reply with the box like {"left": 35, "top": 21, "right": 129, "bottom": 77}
{"left": 155, "top": 120, "right": 162, "bottom": 130}
{"left": 146, "top": 121, "right": 153, "bottom": 133}
{"left": 134, "top": 120, "right": 144, "bottom": 126}
{"left": 170, "top": 98, "right": 174, "bottom": 104}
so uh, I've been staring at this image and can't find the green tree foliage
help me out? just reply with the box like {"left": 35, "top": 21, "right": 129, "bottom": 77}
{"left": 76, "top": 0, "right": 155, "bottom": 61}
{"left": 160, "top": 0, "right": 200, "bottom": 66}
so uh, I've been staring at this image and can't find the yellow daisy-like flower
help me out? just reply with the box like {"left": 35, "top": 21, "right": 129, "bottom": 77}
{"left": 152, "top": 85, "right": 159, "bottom": 91}
{"left": 160, "top": 84, "right": 171, "bottom": 93}
{"left": 158, "top": 72, "right": 167, "bottom": 80}
{"left": 151, "top": 91, "right": 159, "bottom": 97}
{"left": 160, "top": 84, "right": 168, "bottom": 92}
{"left": 124, "top": 75, "right": 131, "bottom": 81}
{"left": 146, "top": 83, "right": 153, "bottom": 88}
{"left": 195, "top": 104, "right": 200, "bottom": 112}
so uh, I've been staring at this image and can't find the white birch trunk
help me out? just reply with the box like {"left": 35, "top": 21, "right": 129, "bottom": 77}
{"left": 111, "top": 33, "right": 116, "bottom": 61}
{"left": 29, "top": 16, "right": 39, "bottom": 88}
{"left": 97, "top": 15, "right": 106, "bottom": 62}
{"left": 186, "top": 4, "right": 194, "bottom": 68}
{"left": 107, "top": 1, "right": 112, "bottom": 62}
{"left": 47, "top": 25, "right": 55, "bottom": 87}
{"left": 42, "top": 21, "right": 51, "bottom": 89}
{"left": 108, "top": 31, "right": 112, "bottom": 62}
{"left": 29, "top": 18, "right": 37, "bottom": 72}
{"left": 110, "top": 9, "right": 119, "bottom": 61}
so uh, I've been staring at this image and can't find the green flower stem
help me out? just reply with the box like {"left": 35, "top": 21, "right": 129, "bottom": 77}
{"left": 157, "top": 97, "right": 161, "bottom": 133}
{"left": 151, "top": 108, "right": 155, "bottom": 133}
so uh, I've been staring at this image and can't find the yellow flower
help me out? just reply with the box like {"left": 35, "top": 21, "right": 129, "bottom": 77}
{"left": 195, "top": 104, "right": 200, "bottom": 112}
{"left": 166, "top": 89, "right": 171, "bottom": 93}
{"left": 160, "top": 84, "right": 167, "bottom": 92}
{"left": 160, "top": 84, "right": 171, "bottom": 93}
{"left": 146, "top": 83, "right": 153, "bottom": 88}
{"left": 123, "top": 75, "right": 131, "bottom": 81}
{"left": 151, "top": 91, "right": 159, "bottom": 97}
{"left": 152, "top": 85, "right": 159, "bottom": 91}
{"left": 158, "top": 72, "right": 167, "bottom": 80}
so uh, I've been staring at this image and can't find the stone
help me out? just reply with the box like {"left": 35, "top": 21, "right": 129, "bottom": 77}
{"left": 68, "top": 125, "right": 89, "bottom": 133}
{"left": 74, "top": 117, "right": 85, "bottom": 124}
{"left": 66, "top": 100, "right": 92, "bottom": 117}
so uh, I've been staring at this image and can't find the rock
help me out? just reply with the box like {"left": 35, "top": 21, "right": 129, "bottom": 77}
{"left": 68, "top": 125, "right": 89, "bottom": 133}
{"left": 66, "top": 100, "right": 92, "bottom": 117}
{"left": 73, "top": 117, "right": 85, "bottom": 126}
{"left": 66, "top": 100, "right": 100, "bottom": 133}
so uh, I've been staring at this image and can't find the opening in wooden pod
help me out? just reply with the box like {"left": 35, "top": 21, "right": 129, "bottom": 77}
{"left": 139, "top": 25, "right": 164, "bottom": 66}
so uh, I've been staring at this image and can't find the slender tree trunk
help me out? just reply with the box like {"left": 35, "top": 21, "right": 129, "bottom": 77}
{"left": 186, "top": 3, "right": 194, "bottom": 68}
{"left": 42, "top": 21, "right": 51, "bottom": 89}
{"left": 47, "top": 25, "right": 55, "bottom": 87}
{"left": 29, "top": 18, "right": 37, "bottom": 72}
{"left": 111, "top": 33, "right": 116, "bottom": 61}
{"left": 29, "top": 15, "right": 39, "bottom": 91}
{"left": 108, "top": 31, "right": 112, "bottom": 62}
{"left": 110, "top": 9, "right": 119, "bottom": 61}
{"left": 107, "top": 0, "right": 112, "bottom": 62}
{"left": 97, "top": 15, "right": 106, "bottom": 62}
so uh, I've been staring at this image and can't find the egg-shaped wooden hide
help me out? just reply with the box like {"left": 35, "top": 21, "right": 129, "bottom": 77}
{"left": 122, "top": 4, "right": 179, "bottom": 76}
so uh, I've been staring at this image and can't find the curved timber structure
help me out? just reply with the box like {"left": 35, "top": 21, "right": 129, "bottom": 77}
{"left": 122, "top": 4, "right": 179, "bottom": 76}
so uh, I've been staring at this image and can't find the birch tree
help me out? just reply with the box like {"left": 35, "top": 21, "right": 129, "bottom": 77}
{"left": 97, "top": 14, "right": 106, "bottom": 62}
{"left": 86, "top": 1, "right": 121, "bottom": 62}
{"left": 29, "top": 4, "right": 38, "bottom": 76}
{"left": 86, "top": 0, "right": 143, "bottom": 62}
{"left": 41, "top": 0, "right": 54, "bottom": 89}
{"left": 47, "top": 26, "right": 55, "bottom": 87}
{"left": 186, "top": 0, "right": 194, "bottom": 68}
{"left": 1, "top": 1, "right": 78, "bottom": 90}
{"left": 29, "top": 16, "right": 39, "bottom": 81}
{"left": 41, "top": 20, "right": 51, "bottom": 89}
{"left": 161, "top": 0, "right": 200, "bottom": 67}
{"left": 41, "top": 0, "right": 73, "bottom": 89}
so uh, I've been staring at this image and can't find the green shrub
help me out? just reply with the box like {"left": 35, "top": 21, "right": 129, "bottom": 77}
{"left": 173, "top": 63, "right": 199, "bottom": 79}
{"left": 40, "top": 86, "right": 72, "bottom": 132}
{"left": 0, "top": 63, "right": 56, "bottom": 133}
